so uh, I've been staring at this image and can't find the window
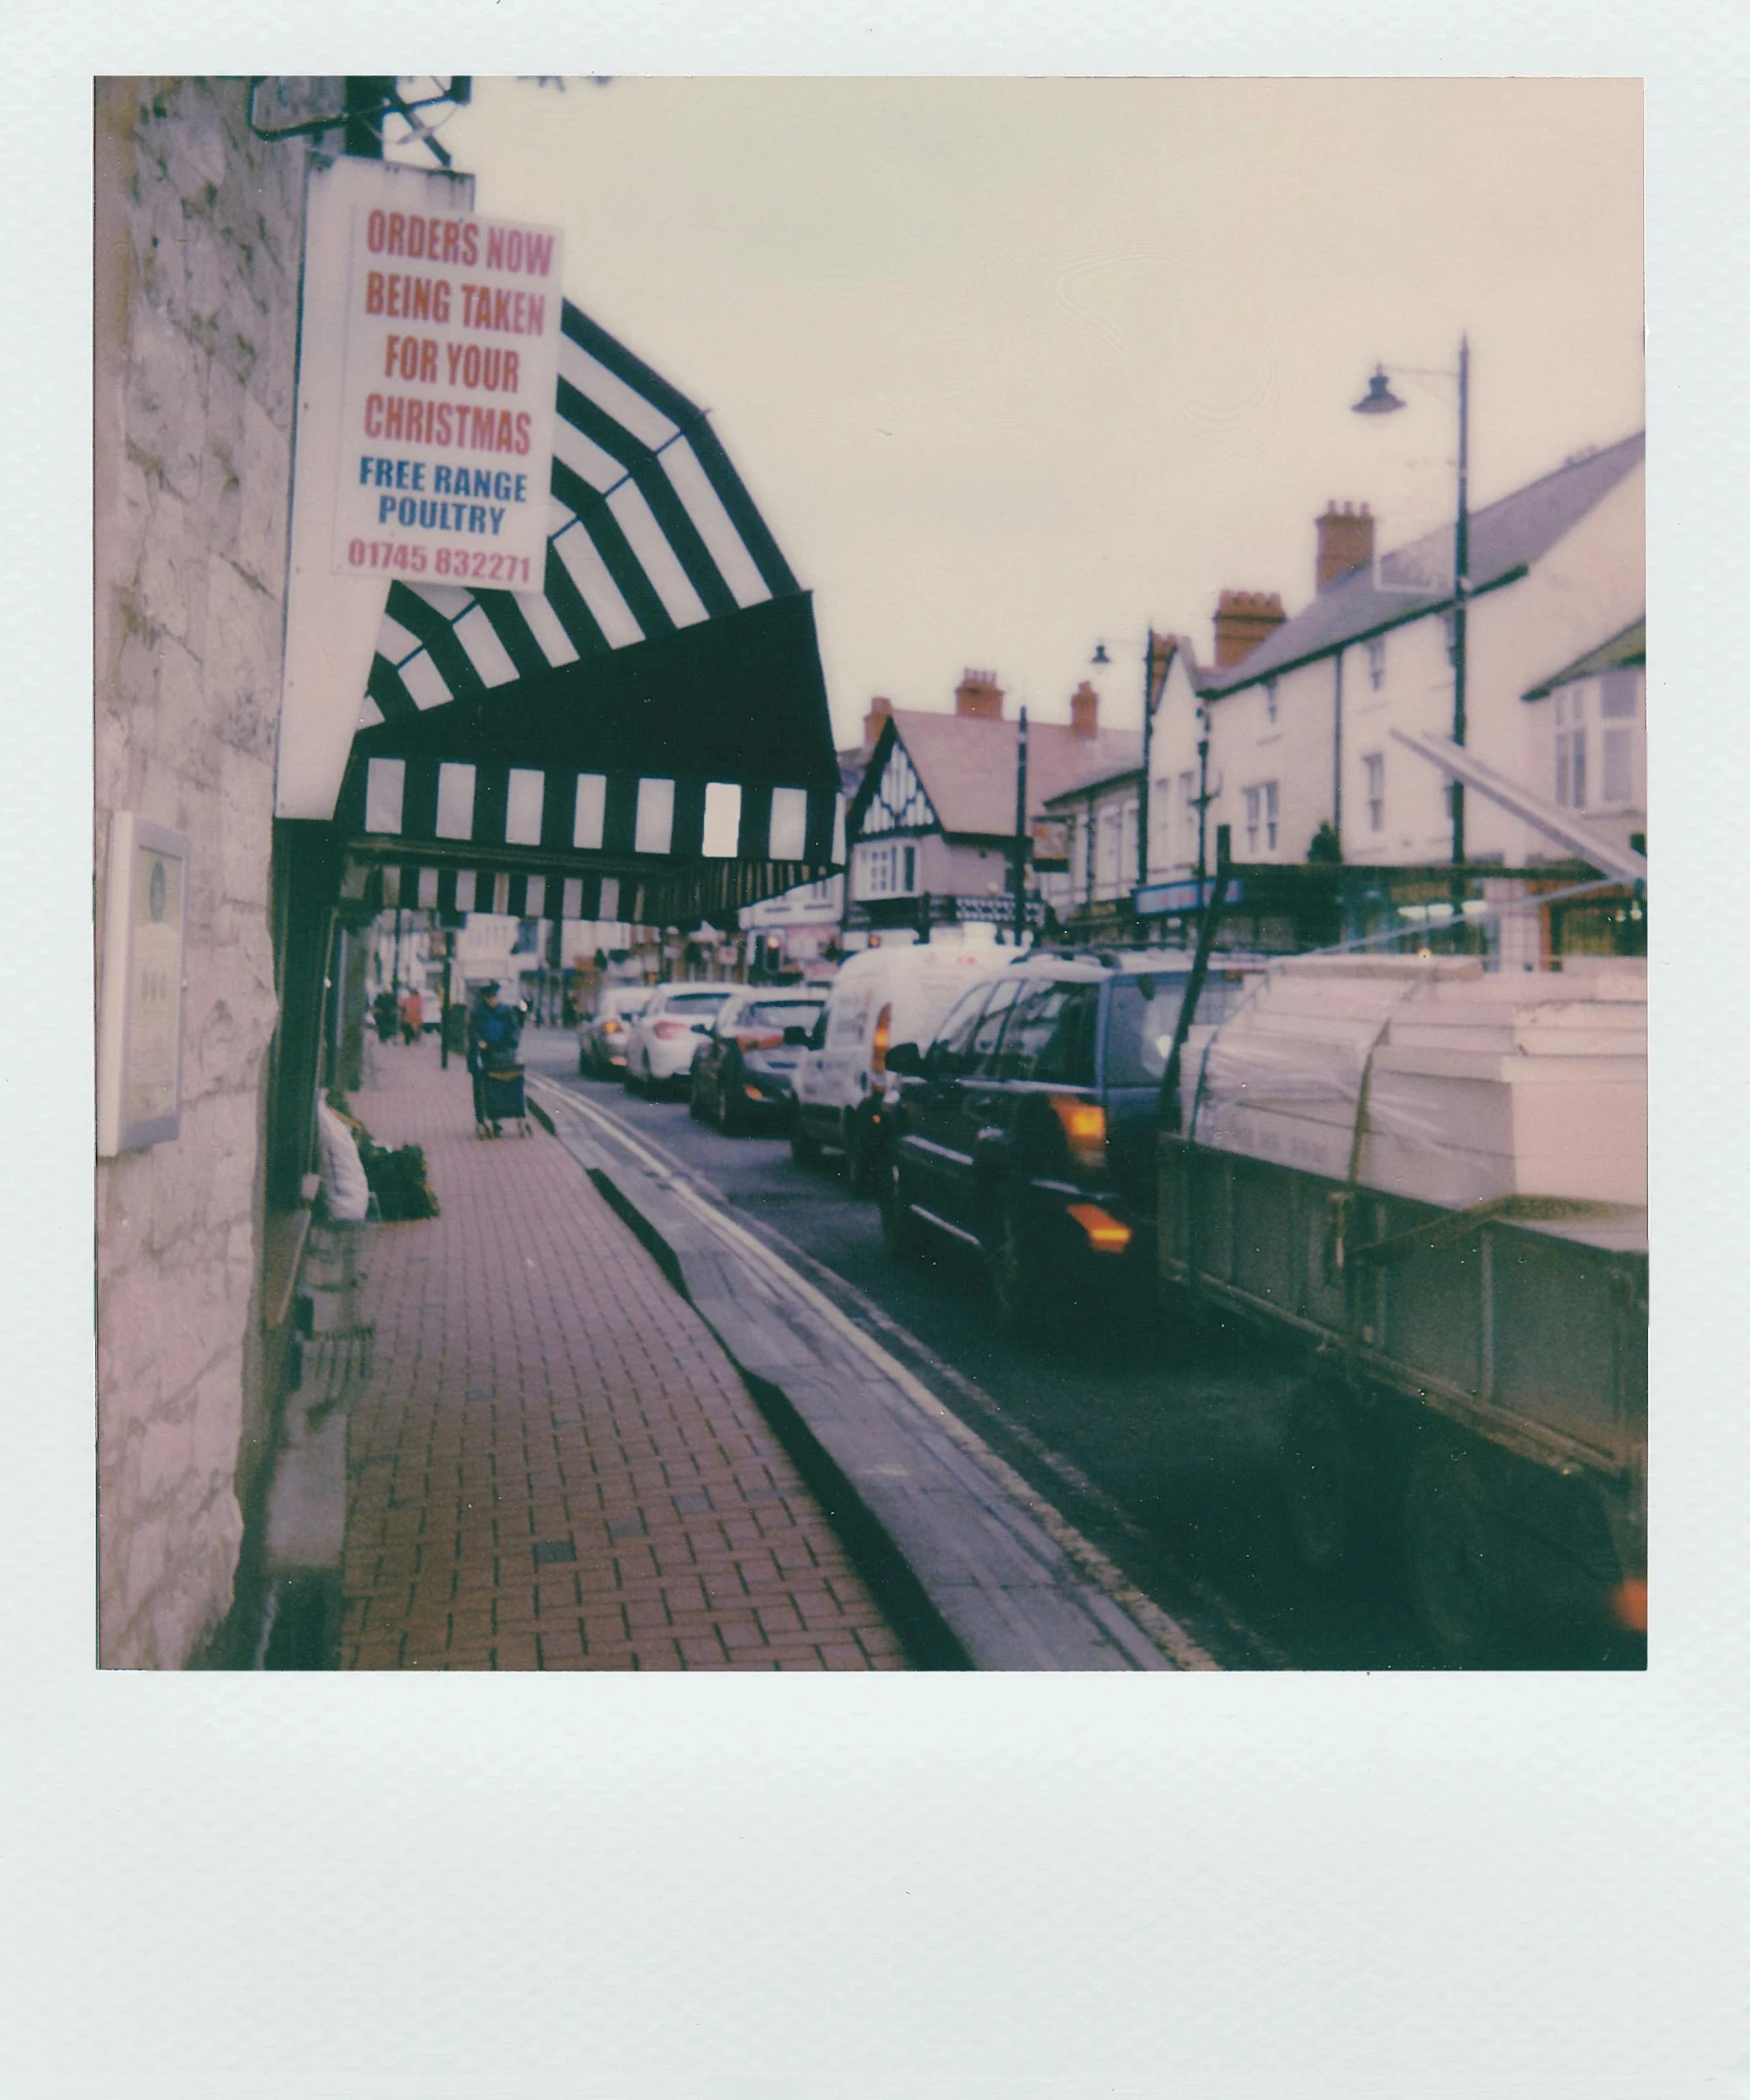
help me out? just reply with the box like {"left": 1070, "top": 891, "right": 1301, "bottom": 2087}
{"left": 1264, "top": 680, "right": 1279, "bottom": 725}
{"left": 854, "top": 840, "right": 919, "bottom": 899}
{"left": 1598, "top": 672, "right": 1639, "bottom": 808}
{"left": 1365, "top": 635, "right": 1386, "bottom": 690}
{"left": 1096, "top": 806, "right": 1122, "bottom": 886}
{"left": 1363, "top": 752, "right": 1385, "bottom": 832}
{"left": 1001, "top": 981, "right": 1099, "bottom": 1087}
{"left": 966, "top": 978, "right": 1023, "bottom": 1075}
{"left": 1555, "top": 685, "right": 1590, "bottom": 810}
{"left": 1244, "top": 781, "right": 1280, "bottom": 855}
{"left": 932, "top": 983, "right": 993, "bottom": 1069}
{"left": 1179, "top": 771, "right": 1198, "bottom": 859}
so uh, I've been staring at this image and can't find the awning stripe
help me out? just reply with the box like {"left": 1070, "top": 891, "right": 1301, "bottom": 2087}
{"left": 384, "top": 582, "right": 489, "bottom": 703}
{"left": 471, "top": 589, "right": 559, "bottom": 683}
{"left": 537, "top": 539, "right": 611, "bottom": 658}
{"left": 560, "top": 302, "right": 799, "bottom": 599}
{"left": 549, "top": 450, "right": 674, "bottom": 640}
{"left": 365, "top": 652, "right": 420, "bottom": 725}
{"left": 553, "top": 381, "right": 740, "bottom": 623}
{"left": 551, "top": 514, "right": 645, "bottom": 649}
{"left": 343, "top": 776, "right": 837, "bottom": 869}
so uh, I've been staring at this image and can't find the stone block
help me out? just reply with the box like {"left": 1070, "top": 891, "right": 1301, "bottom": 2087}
{"left": 217, "top": 748, "right": 275, "bottom": 906}
{"left": 236, "top": 392, "right": 291, "bottom": 589}
{"left": 126, "top": 307, "right": 206, "bottom": 504}
{"left": 203, "top": 553, "right": 281, "bottom": 760}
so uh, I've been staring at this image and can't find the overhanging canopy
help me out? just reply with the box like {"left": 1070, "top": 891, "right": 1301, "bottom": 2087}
{"left": 334, "top": 300, "right": 841, "bottom": 926}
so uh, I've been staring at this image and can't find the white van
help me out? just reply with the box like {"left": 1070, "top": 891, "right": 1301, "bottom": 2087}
{"left": 791, "top": 942, "right": 1007, "bottom": 1189}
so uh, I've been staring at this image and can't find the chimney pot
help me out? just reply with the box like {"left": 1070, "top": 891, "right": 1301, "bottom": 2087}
{"left": 954, "top": 668, "right": 1006, "bottom": 720}
{"left": 1070, "top": 679, "right": 1100, "bottom": 737}
{"left": 1213, "top": 589, "right": 1288, "bottom": 668}
{"left": 1315, "top": 498, "right": 1376, "bottom": 592}
{"left": 862, "top": 692, "right": 893, "bottom": 747}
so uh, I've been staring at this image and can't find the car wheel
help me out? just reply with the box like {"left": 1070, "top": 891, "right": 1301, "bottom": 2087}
{"left": 848, "top": 1109, "right": 880, "bottom": 1196}
{"left": 688, "top": 1074, "right": 705, "bottom": 1121}
{"left": 789, "top": 1110, "right": 821, "bottom": 1167}
{"left": 1280, "top": 1385, "right": 1356, "bottom": 1575}
{"left": 1402, "top": 1441, "right": 1498, "bottom": 1664}
{"left": 987, "top": 1199, "right": 1056, "bottom": 1340}
{"left": 578, "top": 1047, "right": 588, "bottom": 1075}
{"left": 880, "top": 1154, "right": 922, "bottom": 1260}
{"left": 715, "top": 1078, "right": 742, "bottom": 1136}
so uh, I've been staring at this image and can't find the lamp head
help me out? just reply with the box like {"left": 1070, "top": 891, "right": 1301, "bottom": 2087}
{"left": 1352, "top": 364, "right": 1407, "bottom": 416}
{"left": 1091, "top": 642, "right": 1112, "bottom": 666}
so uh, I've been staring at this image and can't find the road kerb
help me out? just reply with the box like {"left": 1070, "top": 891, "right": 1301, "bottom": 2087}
{"left": 531, "top": 1074, "right": 1219, "bottom": 1673}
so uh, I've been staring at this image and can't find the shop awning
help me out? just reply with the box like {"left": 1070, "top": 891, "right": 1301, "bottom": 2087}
{"left": 333, "top": 299, "right": 842, "bottom": 925}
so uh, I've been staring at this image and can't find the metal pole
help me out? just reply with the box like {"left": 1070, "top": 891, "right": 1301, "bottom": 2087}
{"left": 1331, "top": 650, "right": 1344, "bottom": 855}
{"left": 1138, "top": 629, "right": 1155, "bottom": 895}
{"left": 1195, "top": 714, "right": 1211, "bottom": 885}
{"left": 1450, "top": 332, "right": 1470, "bottom": 867}
{"left": 1011, "top": 704, "right": 1030, "bottom": 944}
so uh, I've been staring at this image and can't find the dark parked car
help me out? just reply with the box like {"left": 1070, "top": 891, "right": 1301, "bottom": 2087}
{"left": 689, "top": 989, "right": 825, "bottom": 1133}
{"left": 879, "top": 950, "right": 1260, "bottom": 1333}
{"left": 576, "top": 983, "right": 652, "bottom": 1078}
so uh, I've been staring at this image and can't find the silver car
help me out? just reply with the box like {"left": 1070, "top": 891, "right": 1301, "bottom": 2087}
{"left": 576, "top": 983, "right": 652, "bottom": 1078}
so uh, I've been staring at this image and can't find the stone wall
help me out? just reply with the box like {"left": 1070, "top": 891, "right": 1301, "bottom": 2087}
{"left": 94, "top": 79, "right": 340, "bottom": 1665}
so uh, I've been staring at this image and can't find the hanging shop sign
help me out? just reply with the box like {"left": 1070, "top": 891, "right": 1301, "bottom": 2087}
{"left": 332, "top": 200, "right": 563, "bottom": 589}
{"left": 97, "top": 814, "right": 190, "bottom": 1156}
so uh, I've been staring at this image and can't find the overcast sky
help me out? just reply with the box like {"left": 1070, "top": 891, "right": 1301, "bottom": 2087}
{"left": 416, "top": 77, "right": 1641, "bottom": 748}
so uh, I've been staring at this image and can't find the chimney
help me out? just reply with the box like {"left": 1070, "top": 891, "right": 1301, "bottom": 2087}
{"left": 954, "top": 667, "right": 1005, "bottom": 720}
{"left": 1314, "top": 501, "right": 1374, "bottom": 592}
{"left": 1213, "top": 590, "right": 1287, "bottom": 669}
{"left": 863, "top": 692, "right": 893, "bottom": 748}
{"left": 1070, "top": 680, "right": 1100, "bottom": 738}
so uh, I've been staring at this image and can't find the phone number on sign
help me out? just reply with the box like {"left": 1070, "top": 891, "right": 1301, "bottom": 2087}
{"left": 346, "top": 539, "right": 535, "bottom": 585}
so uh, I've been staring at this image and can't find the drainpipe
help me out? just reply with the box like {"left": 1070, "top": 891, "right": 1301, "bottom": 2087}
{"left": 1332, "top": 649, "right": 1344, "bottom": 855}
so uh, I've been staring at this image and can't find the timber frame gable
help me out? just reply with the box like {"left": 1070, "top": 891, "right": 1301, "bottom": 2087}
{"left": 846, "top": 719, "right": 942, "bottom": 840}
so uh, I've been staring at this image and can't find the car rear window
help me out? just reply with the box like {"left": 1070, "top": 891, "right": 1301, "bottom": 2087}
{"left": 1104, "top": 971, "right": 1254, "bottom": 1086}
{"left": 746, "top": 999, "right": 822, "bottom": 1030}
{"left": 665, "top": 991, "right": 730, "bottom": 1013}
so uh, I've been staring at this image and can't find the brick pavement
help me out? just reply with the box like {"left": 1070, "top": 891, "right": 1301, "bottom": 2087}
{"left": 338, "top": 1034, "right": 908, "bottom": 1669}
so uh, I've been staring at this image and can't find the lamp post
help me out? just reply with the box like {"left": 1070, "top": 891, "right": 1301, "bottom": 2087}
{"left": 1010, "top": 703, "right": 1030, "bottom": 944}
{"left": 1351, "top": 336, "right": 1470, "bottom": 866}
{"left": 1092, "top": 629, "right": 1176, "bottom": 899}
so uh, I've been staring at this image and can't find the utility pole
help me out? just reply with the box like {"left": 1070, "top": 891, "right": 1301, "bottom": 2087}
{"left": 1011, "top": 704, "right": 1030, "bottom": 945}
{"left": 1450, "top": 332, "right": 1470, "bottom": 868}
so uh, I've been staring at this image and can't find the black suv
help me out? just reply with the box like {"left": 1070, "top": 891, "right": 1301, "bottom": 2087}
{"left": 879, "top": 950, "right": 1259, "bottom": 1331}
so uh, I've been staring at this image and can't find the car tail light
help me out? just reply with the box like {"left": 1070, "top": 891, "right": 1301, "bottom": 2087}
{"left": 1067, "top": 1202, "right": 1132, "bottom": 1254}
{"left": 1049, "top": 1094, "right": 1108, "bottom": 1169}
{"left": 736, "top": 1029, "right": 784, "bottom": 1050}
{"left": 870, "top": 1003, "right": 893, "bottom": 1076}
{"left": 601, "top": 1019, "right": 623, "bottom": 1035}
{"left": 1611, "top": 1577, "right": 1648, "bottom": 1633}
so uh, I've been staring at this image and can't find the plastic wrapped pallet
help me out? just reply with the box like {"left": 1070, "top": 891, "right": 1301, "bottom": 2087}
{"left": 1183, "top": 954, "right": 1646, "bottom": 1208}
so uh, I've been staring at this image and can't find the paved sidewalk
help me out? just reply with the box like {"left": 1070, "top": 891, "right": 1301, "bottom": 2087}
{"left": 338, "top": 1036, "right": 907, "bottom": 1669}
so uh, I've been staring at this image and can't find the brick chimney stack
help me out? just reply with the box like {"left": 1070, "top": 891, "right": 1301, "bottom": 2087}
{"left": 863, "top": 692, "right": 893, "bottom": 748}
{"left": 1213, "top": 591, "right": 1287, "bottom": 669}
{"left": 1070, "top": 680, "right": 1100, "bottom": 738}
{"left": 1315, "top": 501, "right": 1374, "bottom": 592}
{"left": 954, "top": 668, "right": 1005, "bottom": 720}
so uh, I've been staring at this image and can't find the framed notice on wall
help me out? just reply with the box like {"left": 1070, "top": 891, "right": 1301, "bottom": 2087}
{"left": 97, "top": 813, "right": 190, "bottom": 1156}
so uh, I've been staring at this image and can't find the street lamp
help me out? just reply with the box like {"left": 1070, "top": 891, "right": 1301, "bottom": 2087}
{"left": 1090, "top": 630, "right": 1176, "bottom": 895}
{"left": 1351, "top": 336, "right": 1471, "bottom": 866}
